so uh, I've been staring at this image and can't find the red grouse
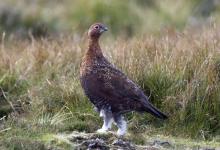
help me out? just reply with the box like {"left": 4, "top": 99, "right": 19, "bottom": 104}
{"left": 80, "top": 23, "right": 168, "bottom": 136}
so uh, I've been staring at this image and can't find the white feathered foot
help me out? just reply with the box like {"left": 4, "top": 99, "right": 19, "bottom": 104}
{"left": 97, "top": 109, "right": 113, "bottom": 134}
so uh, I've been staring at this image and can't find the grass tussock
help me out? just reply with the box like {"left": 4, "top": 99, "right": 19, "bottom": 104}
{"left": 0, "top": 25, "right": 220, "bottom": 144}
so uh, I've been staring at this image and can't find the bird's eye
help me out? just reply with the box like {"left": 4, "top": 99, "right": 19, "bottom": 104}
{"left": 94, "top": 25, "right": 99, "bottom": 29}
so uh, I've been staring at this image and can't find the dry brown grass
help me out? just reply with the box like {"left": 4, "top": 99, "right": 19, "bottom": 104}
{"left": 0, "top": 25, "right": 220, "bottom": 140}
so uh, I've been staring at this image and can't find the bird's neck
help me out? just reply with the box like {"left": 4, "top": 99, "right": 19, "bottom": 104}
{"left": 87, "top": 38, "right": 103, "bottom": 58}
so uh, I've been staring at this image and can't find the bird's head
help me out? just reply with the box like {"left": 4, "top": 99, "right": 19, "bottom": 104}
{"left": 88, "top": 23, "right": 108, "bottom": 40}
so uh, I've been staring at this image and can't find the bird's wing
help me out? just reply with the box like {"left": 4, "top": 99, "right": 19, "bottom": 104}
{"left": 83, "top": 64, "right": 148, "bottom": 112}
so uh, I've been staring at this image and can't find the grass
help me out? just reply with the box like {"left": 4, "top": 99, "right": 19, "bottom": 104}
{"left": 0, "top": 24, "right": 220, "bottom": 149}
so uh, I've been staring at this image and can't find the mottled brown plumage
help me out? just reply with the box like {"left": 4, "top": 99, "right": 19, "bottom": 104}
{"left": 80, "top": 23, "right": 167, "bottom": 135}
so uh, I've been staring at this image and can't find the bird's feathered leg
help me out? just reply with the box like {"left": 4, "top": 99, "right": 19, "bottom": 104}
{"left": 97, "top": 109, "right": 113, "bottom": 133}
{"left": 113, "top": 114, "right": 127, "bottom": 136}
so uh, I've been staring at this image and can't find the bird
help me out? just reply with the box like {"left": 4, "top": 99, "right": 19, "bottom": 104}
{"left": 80, "top": 23, "right": 168, "bottom": 136}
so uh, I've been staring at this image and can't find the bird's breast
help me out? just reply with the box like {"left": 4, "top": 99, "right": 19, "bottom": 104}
{"left": 80, "top": 56, "right": 94, "bottom": 77}
{"left": 80, "top": 56, "right": 107, "bottom": 76}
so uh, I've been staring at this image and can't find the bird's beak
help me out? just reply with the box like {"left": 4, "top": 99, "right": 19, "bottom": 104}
{"left": 100, "top": 26, "right": 108, "bottom": 33}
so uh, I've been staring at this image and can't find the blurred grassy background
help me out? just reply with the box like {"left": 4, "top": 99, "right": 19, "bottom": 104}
{"left": 0, "top": 0, "right": 220, "bottom": 38}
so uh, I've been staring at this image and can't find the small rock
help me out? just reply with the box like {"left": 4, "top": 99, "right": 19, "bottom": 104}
{"left": 112, "top": 139, "right": 135, "bottom": 150}
{"left": 152, "top": 140, "right": 172, "bottom": 148}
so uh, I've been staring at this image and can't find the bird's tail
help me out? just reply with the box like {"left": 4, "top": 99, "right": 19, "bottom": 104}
{"left": 144, "top": 102, "right": 168, "bottom": 120}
